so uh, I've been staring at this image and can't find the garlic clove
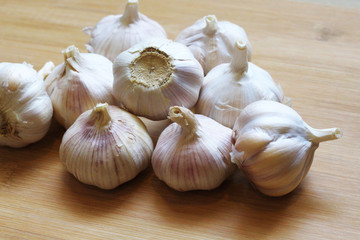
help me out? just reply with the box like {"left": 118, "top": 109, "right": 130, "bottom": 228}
{"left": 232, "top": 100, "right": 342, "bottom": 197}
{"left": 84, "top": 0, "right": 167, "bottom": 61}
{"left": 60, "top": 103, "right": 153, "bottom": 190}
{"left": 113, "top": 38, "right": 204, "bottom": 121}
{"left": 176, "top": 15, "right": 252, "bottom": 74}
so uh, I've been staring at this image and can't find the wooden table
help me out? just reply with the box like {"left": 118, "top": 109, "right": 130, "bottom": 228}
{"left": 1, "top": 0, "right": 359, "bottom": 239}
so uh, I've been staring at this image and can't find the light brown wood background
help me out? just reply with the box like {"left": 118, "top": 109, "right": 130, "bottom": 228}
{"left": 1, "top": 0, "right": 359, "bottom": 239}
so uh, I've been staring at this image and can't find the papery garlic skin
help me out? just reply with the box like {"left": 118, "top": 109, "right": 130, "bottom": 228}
{"left": 196, "top": 41, "right": 290, "bottom": 129}
{"left": 60, "top": 103, "right": 153, "bottom": 190}
{"left": 113, "top": 38, "right": 204, "bottom": 120}
{"left": 45, "top": 45, "right": 114, "bottom": 129}
{"left": 151, "top": 106, "right": 235, "bottom": 191}
{"left": 84, "top": 0, "right": 167, "bottom": 61}
{"left": 0, "top": 62, "right": 53, "bottom": 148}
{"left": 232, "top": 100, "right": 342, "bottom": 197}
{"left": 176, "top": 15, "right": 252, "bottom": 74}
{"left": 139, "top": 116, "right": 171, "bottom": 144}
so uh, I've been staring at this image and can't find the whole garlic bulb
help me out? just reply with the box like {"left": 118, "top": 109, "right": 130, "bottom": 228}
{"left": 232, "top": 100, "right": 342, "bottom": 197}
{"left": 0, "top": 62, "right": 53, "bottom": 148}
{"left": 60, "top": 103, "right": 153, "bottom": 190}
{"left": 113, "top": 38, "right": 204, "bottom": 121}
{"left": 176, "top": 15, "right": 252, "bottom": 74}
{"left": 45, "top": 45, "right": 114, "bottom": 129}
{"left": 195, "top": 41, "right": 290, "bottom": 129}
{"left": 152, "top": 106, "right": 236, "bottom": 191}
{"left": 84, "top": 0, "right": 167, "bottom": 61}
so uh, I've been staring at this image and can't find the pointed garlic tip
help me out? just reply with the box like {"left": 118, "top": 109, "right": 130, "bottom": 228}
{"left": 38, "top": 61, "right": 55, "bottom": 81}
{"left": 169, "top": 106, "right": 199, "bottom": 138}
{"left": 230, "top": 40, "right": 248, "bottom": 73}
{"left": 90, "top": 103, "right": 112, "bottom": 129}
{"left": 204, "top": 15, "right": 218, "bottom": 35}
{"left": 307, "top": 127, "right": 342, "bottom": 143}
{"left": 121, "top": 0, "right": 140, "bottom": 24}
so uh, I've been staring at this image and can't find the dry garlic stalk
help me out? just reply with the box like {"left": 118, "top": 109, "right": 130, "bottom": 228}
{"left": 113, "top": 38, "right": 204, "bottom": 120}
{"left": 0, "top": 62, "right": 53, "bottom": 148}
{"left": 232, "top": 100, "right": 342, "bottom": 197}
{"left": 45, "top": 45, "right": 114, "bottom": 129}
{"left": 196, "top": 41, "right": 290, "bottom": 128}
{"left": 60, "top": 103, "right": 153, "bottom": 190}
{"left": 176, "top": 15, "right": 252, "bottom": 74}
{"left": 84, "top": 0, "right": 167, "bottom": 61}
{"left": 151, "top": 106, "right": 236, "bottom": 191}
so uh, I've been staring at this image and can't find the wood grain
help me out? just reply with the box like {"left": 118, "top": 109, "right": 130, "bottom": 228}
{"left": 1, "top": 0, "right": 359, "bottom": 239}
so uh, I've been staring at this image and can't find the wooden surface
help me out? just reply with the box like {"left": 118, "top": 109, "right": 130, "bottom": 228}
{"left": 1, "top": 0, "right": 359, "bottom": 239}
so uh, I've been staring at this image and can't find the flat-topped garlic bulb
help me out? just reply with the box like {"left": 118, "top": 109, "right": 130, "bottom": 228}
{"left": 45, "top": 45, "right": 114, "bottom": 129}
{"left": 176, "top": 15, "right": 252, "bottom": 74}
{"left": 195, "top": 41, "right": 290, "bottom": 129}
{"left": 0, "top": 62, "right": 53, "bottom": 148}
{"left": 60, "top": 103, "right": 153, "bottom": 190}
{"left": 151, "top": 106, "right": 236, "bottom": 191}
{"left": 232, "top": 100, "right": 342, "bottom": 197}
{"left": 113, "top": 38, "right": 204, "bottom": 121}
{"left": 84, "top": 0, "right": 167, "bottom": 61}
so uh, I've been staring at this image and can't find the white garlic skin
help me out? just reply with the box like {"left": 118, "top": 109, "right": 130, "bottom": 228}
{"left": 138, "top": 116, "right": 171, "bottom": 145}
{"left": 113, "top": 38, "right": 204, "bottom": 121}
{"left": 176, "top": 15, "right": 252, "bottom": 74}
{"left": 0, "top": 62, "right": 53, "bottom": 148}
{"left": 152, "top": 106, "right": 235, "bottom": 191}
{"left": 232, "top": 100, "right": 342, "bottom": 197}
{"left": 60, "top": 103, "right": 153, "bottom": 190}
{"left": 45, "top": 45, "right": 114, "bottom": 129}
{"left": 84, "top": 0, "right": 167, "bottom": 61}
{"left": 196, "top": 41, "right": 290, "bottom": 129}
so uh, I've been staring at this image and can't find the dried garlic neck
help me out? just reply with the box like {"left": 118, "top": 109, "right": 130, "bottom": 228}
{"left": 169, "top": 106, "right": 199, "bottom": 139}
{"left": 306, "top": 126, "right": 342, "bottom": 143}
{"left": 130, "top": 47, "right": 174, "bottom": 88}
{"left": 89, "top": 103, "right": 112, "bottom": 129}
{"left": 62, "top": 45, "right": 83, "bottom": 72}
{"left": 203, "top": 15, "right": 218, "bottom": 35}
{"left": 230, "top": 41, "right": 248, "bottom": 74}
{"left": 121, "top": 0, "right": 140, "bottom": 24}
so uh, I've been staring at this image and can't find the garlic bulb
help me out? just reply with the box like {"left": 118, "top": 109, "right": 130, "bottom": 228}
{"left": 113, "top": 38, "right": 204, "bottom": 121}
{"left": 232, "top": 100, "right": 342, "bottom": 197}
{"left": 45, "top": 45, "right": 114, "bottom": 129}
{"left": 195, "top": 40, "right": 290, "bottom": 129}
{"left": 84, "top": 0, "right": 167, "bottom": 61}
{"left": 60, "top": 103, "right": 153, "bottom": 190}
{"left": 151, "top": 106, "right": 235, "bottom": 191}
{"left": 138, "top": 116, "right": 171, "bottom": 144}
{"left": 0, "top": 62, "right": 53, "bottom": 148}
{"left": 176, "top": 15, "right": 252, "bottom": 74}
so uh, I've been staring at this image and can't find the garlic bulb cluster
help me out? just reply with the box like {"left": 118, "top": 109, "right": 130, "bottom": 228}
{"left": 196, "top": 41, "right": 290, "bottom": 129}
{"left": 176, "top": 15, "right": 252, "bottom": 74}
{"left": 60, "top": 103, "right": 153, "bottom": 190}
{"left": 232, "top": 100, "right": 342, "bottom": 197}
{"left": 152, "top": 106, "right": 236, "bottom": 191}
{"left": 45, "top": 45, "right": 114, "bottom": 129}
{"left": 113, "top": 38, "right": 204, "bottom": 120}
{"left": 84, "top": 0, "right": 167, "bottom": 61}
{"left": 0, "top": 62, "right": 53, "bottom": 148}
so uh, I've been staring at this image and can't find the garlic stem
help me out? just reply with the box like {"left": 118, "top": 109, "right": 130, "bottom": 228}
{"left": 121, "top": 0, "right": 140, "bottom": 24}
{"left": 203, "top": 15, "right": 218, "bottom": 35}
{"left": 38, "top": 61, "right": 55, "bottom": 81}
{"left": 62, "top": 45, "right": 82, "bottom": 71}
{"left": 89, "top": 103, "right": 112, "bottom": 129}
{"left": 169, "top": 106, "right": 199, "bottom": 138}
{"left": 230, "top": 41, "right": 248, "bottom": 74}
{"left": 307, "top": 126, "right": 342, "bottom": 143}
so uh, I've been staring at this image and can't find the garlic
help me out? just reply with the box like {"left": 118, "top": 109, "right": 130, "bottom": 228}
{"left": 60, "top": 103, "right": 153, "bottom": 190}
{"left": 195, "top": 40, "right": 291, "bottom": 129}
{"left": 138, "top": 116, "right": 171, "bottom": 144}
{"left": 45, "top": 45, "right": 114, "bottom": 129}
{"left": 0, "top": 62, "right": 53, "bottom": 148}
{"left": 232, "top": 100, "right": 342, "bottom": 197}
{"left": 151, "top": 106, "right": 236, "bottom": 191}
{"left": 176, "top": 15, "right": 252, "bottom": 74}
{"left": 84, "top": 0, "right": 167, "bottom": 61}
{"left": 113, "top": 38, "right": 204, "bottom": 121}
